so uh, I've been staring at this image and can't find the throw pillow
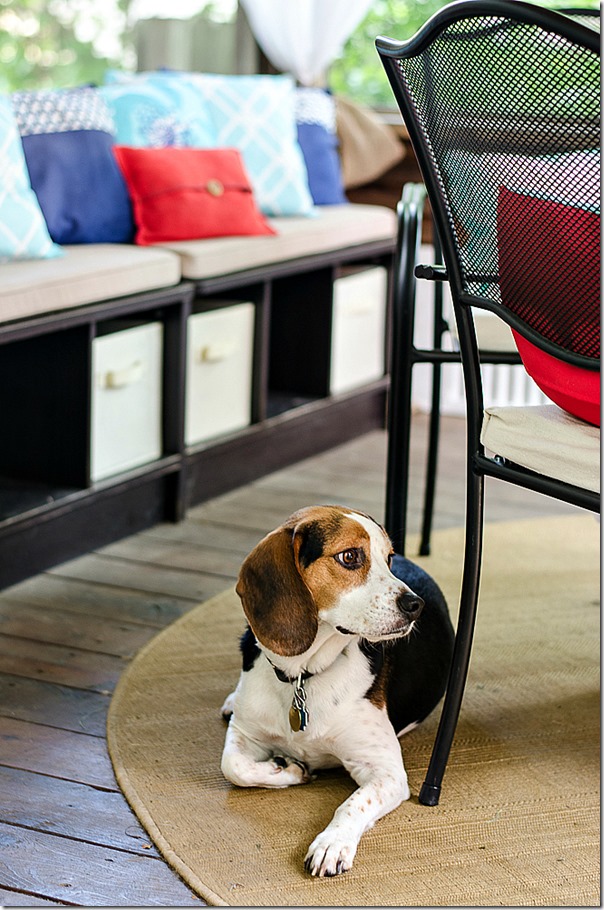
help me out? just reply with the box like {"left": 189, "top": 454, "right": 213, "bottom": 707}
{"left": 12, "top": 86, "right": 134, "bottom": 245}
{"left": 191, "top": 74, "right": 314, "bottom": 217}
{"left": 0, "top": 95, "right": 61, "bottom": 261}
{"left": 497, "top": 186, "right": 600, "bottom": 426}
{"left": 443, "top": 148, "right": 600, "bottom": 290}
{"left": 100, "top": 74, "right": 216, "bottom": 148}
{"left": 295, "top": 87, "right": 347, "bottom": 206}
{"left": 114, "top": 146, "right": 276, "bottom": 244}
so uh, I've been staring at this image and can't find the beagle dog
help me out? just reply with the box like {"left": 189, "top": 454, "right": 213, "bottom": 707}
{"left": 221, "top": 505, "right": 454, "bottom": 877}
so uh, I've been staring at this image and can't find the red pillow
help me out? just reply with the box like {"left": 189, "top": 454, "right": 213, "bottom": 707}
{"left": 497, "top": 187, "right": 600, "bottom": 426}
{"left": 113, "top": 146, "right": 276, "bottom": 244}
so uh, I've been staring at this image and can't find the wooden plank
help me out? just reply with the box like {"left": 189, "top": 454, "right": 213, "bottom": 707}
{"left": 97, "top": 536, "right": 244, "bottom": 578}
{"left": 0, "top": 575, "right": 191, "bottom": 627}
{"left": 0, "top": 821, "right": 199, "bottom": 906}
{"left": 0, "top": 605, "right": 157, "bottom": 658}
{"left": 0, "top": 886, "right": 67, "bottom": 906}
{"left": 0, "top": 675, "right": 108, "bottom": 736}
{"left": 49, "top": 556, "right": 231, "bottom": 602}
{"left": 257, "top": 468, "right": 388, "bottom": 506}
{"left": 0, "top": 635, "right": 127, "bottom": 693}
{"left": 0, "top": 717, "right": 116, "bottom": 790}
{"left": 0, "top": 766, "right": 159, "bottom": 857}
{"left": 143, "top": 518, "right": 268, "bottom": 554}
{"left": 190, "top": 493, "right": 382, "bottom": 531}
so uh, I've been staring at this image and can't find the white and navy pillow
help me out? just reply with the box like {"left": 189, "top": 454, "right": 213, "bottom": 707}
{"left": 295, "top": 87, "right": 347, "bottom": 206}
{"left": 12, "top": 86, "right": 134, "bottom": 244}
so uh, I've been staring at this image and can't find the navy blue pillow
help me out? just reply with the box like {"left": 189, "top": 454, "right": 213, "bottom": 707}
{"left": 12, "top": 87, "right": 134, "bottom": 244}
{"left": 295, "top": 88, "right": 347, "bottom": 206}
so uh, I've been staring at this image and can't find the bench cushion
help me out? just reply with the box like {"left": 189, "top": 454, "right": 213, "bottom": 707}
{"left": 0, "top": 244, "right": 181, "bottom": 323}
{"left": 0, "top": 204, "right": 396, "bottom": 325}
{"left": 481, "top": 403, "right": 600, "bottom": 493}
{"left": 158, "top": 204, "right": 397, "bottom": 280}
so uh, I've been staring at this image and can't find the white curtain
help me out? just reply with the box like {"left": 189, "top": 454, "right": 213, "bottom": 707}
{"left": 239, "top": 0, "right": 373, "bottom": 86}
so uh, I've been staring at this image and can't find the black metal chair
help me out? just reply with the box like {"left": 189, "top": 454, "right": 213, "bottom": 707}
{"left": 377, "top": 0, "right": 600, "bottom": 805}
{"left": 385, "top": 184, "right": 522, "bottom": 556}
{"left": 385, "top": 5, "right": 600, "bottom": 559}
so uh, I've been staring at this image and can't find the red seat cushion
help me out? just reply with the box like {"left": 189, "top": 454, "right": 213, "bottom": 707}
{"left": 497, "top": 186, "right": 600, "bottom": 426}
{"left": 114, "top": 146, "right": 276, "bottom": 244}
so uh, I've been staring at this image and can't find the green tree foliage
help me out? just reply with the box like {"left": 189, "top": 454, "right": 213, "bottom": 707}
{"left": 1, "top": 0, "right": 598, "bottom": 99}
{"left": 329, "top": 0, "right": 600, "bottom": 107}
{"left": 0, "top": 0, "right": 132, "bottom": 92}
{"left": 330, "top": 0, "right": 446, "bottom": 106}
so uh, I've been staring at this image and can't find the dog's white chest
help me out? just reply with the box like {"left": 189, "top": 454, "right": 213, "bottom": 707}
{"left": 231, "top": 646, "right": 380, "bottom": 769}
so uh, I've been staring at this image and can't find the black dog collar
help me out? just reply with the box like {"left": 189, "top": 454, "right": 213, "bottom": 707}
{"left": 266, "top": 656, "right": 313, "bottom": 684}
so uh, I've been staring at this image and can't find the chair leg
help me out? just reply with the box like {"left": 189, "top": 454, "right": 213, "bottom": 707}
{"left": 385, "top": 187, "right": 425, "bottom": 556}
{"left": 419, "top": 466, "right": 485, "bottom": 806}
{"left": 419, "top": 360, "right": 442, "bottom": 556}
{"left": 419, "top": 233, "right": 447, "bottom": 558}
{"left": 385, "top": 346, "right": 414, "bottom": 556}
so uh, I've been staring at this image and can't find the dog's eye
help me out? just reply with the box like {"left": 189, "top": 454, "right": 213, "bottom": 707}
{"left": 334, "top": 548, "right": 365, "bottom": 570}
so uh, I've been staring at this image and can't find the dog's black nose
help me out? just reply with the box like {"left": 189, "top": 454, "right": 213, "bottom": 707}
{"left": 398, "top": 591, "right": 424, "bottom": 621}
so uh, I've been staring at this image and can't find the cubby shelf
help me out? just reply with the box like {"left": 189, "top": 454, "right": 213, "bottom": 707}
{"left": 0, "top": 240, "right": 394, "bottom": 590}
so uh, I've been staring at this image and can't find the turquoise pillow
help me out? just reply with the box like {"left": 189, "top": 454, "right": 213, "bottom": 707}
{"left": 0, "top": 95, "right": 61, "bottom": 261}
{"left": 100, "top": 74, "right": 216, "bottom": 148}
{"left": 106, "top": 72, "right": 314, "bottom": 217}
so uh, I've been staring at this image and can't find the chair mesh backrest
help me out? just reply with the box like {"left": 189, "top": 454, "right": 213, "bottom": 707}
{"left": 380, "top": 7, "right": 600, "bottom": 364}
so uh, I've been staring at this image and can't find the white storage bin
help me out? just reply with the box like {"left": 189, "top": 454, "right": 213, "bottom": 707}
{"left": 91, "top": 322, "right": 163, "bottom": 482}
{"left": 330, "top": 266, "right": 388, "bottom": 394}
{"left": 185, "top": 302, "right": 254, "bottom": 445}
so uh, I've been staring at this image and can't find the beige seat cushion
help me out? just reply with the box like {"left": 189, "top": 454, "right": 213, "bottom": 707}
{"left": 0, "top": 244, "right": 182, "bottom": 324}
{"left": 481, "top": 404, "right": 600, "bottom": 493}
{"left": 157, "top": 204, "right": 397, "bottom": 281}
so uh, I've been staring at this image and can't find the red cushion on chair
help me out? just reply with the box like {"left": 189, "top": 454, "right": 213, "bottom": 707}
{"left": 114, "top": 146, "right": 276, "bottom": 244}
{"left": 497, "top": 187, "right": 600, "bottom": 426}
{"left": 511, "top": 330, "right": 600, "bottom": 426}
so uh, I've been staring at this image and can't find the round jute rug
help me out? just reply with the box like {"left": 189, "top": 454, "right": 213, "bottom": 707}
{"left": 107, "top": 515, "right": 600, "bottom": 906}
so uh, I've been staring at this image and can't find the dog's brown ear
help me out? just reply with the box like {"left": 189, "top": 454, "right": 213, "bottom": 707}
{"left": 236, "top": 525, "right": 318, "bottom": 656}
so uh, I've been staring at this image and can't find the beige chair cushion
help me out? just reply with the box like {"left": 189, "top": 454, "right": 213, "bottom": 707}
{"left": 0, "top": 244, "right": 182, "bottom": 324}
{"left": 157, "top": 204, "right": 397, "bottom": 281}
{"left": 481, "top": 404, "right": 600, "bottom": 493}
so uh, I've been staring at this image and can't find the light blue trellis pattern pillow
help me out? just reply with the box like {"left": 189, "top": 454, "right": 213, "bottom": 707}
{"left": 0, "top": 95, "right": 61, "bottom": 261}
{"left": 193, "top": 74, "right": 314, "bottom": 217}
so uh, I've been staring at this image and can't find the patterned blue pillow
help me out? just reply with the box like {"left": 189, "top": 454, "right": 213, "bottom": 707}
{"left": 12, "top": 86, "right": 134, "bottom": 244}
{"left": 295, "top": 88, "right": 347, "bottom": 206}
{"left": 0, "top": 95, "right": 61, "bottom": 261}
{"left": 103, "top": 72, "right": 313, "bottom": 217}
{"left": 100, "top": 74, "right": 216, "bottom": 148}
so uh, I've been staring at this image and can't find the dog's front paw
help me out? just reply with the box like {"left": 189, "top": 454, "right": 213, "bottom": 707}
{"left": 304, "top": 830, "right": 357, "bottom": 877}
{"left": 272, "top": 755, "right": 313, "bottom": 785}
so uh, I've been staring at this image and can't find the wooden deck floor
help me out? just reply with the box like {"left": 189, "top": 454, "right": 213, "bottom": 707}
{"left": 0, "top": 414, "right": 579, "bottom": 907}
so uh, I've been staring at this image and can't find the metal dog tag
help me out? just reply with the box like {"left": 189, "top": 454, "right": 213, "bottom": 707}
{"left": 289, "top": 704, "right": 303, "bottom": 732}
{"left": 289, "top": 675, "right": 309, "bottom": 732}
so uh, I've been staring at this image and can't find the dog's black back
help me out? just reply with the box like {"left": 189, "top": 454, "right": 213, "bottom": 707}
{"left": 378, "top": 554, "right": 454, "bottom": 734}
